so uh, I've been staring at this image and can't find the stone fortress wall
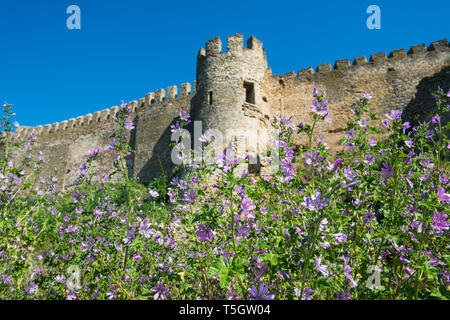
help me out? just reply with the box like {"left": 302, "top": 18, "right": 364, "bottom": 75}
{"left": 11, "top": 34, "right": 450, "bottom": 190}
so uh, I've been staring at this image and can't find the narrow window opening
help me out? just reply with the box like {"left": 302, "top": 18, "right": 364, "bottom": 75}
{"left": 248, "top": 155, "right": 261, "bottom": 175}
{"left": 244, "top": 82, "right": 255, "bottom": 104}
{"left": 208, "top": 91, "right": 213, "bottom": 105}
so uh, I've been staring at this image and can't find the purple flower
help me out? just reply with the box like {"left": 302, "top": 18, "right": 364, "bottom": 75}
{"left": 346, "top": 129, "right": 356, "bottom": 139}
{"left": 385, "top": 109, "right": 402, "bottom": 121}
{"left": 304, "top": 150, "right": 324, "bottom": 167}
{"left": 424, "top": 249, "right": 446, "bottom": 267}
{"left": 199, "top": 133, "right": 211, "bottom": 143}
{"left": 363, "top": 92, "right": 372, "bottom": 100}
{"left": 437, "top": 186, "right": 450, "bottom": 203}
{"left": 66, "top": 293, "right": 79, "bottom": 300}
{"left": 148, "top": 189, "right": 159, "bottom": 198}
{"left": 430, "top": 115, "right": 440, "bottom": 124}
{"left": 420, "top": 159, "right": 434, "bottom": 169}
{"left": 294, "top": 287, "right": 313, "bottom": 300}
{"left": 195, "top": 224, "right": 212, "bottom": 242}
{"left": 151, "top": 281, "right": 169, "bottom": 300}
{"left": 336, "top": 289, "right": 353, "bottom": 300}
{"left": 26, "top": 282, "right": 38, "bottom": 295}
{"left": 431, "top": 210, "right": 450, "bottom": 232}
{"left": 358, "top": 118, "right": 368, "bottom": 127}
{"left": 340, "top": 255, "right": 357, "bottom": 287}
{"left": 180, "top": 111, "right": 191, "bottom": 123}
{"left": 315, "top": 255, "right": 330, "bottom": 276}
{"left": 302, "top": 190, "right": 330, "bottom": 211}
{"left": 345, "top": 179, "right": 360, "bottom": 189}
{"left": 313, "top": 87, "right": 318, "bottom": 96}
{"left": 380, "top": 162, "right": 393, "bottom": 179}
{"left": 216, "top": 149, "right": 239, "bottom": 172}
{"left": 328, "top": 157, "right": 342, "bottom": 172}
{"left": 241, "top": 196, "right": 256, "bottom": 219}
{"left": 402, "top": 122, "right": 410, "bottom": 133}
{"left": 248, "top": 284, "right": 275, "bottom": 300}
{"left": 310, "top": 94, "right": 332, "bottom": 123}
{"left": 124, "top": 119, "right": 135, "bottom": 131}
{"left": 404, "top": 139, "right": 414, "bottom": 148}
{"left": 343, "top": 166, "right": 358, "bottom": 179}
{"left": 363, "top": 211, "right": 376, "bottom": 223}
{"left": 108, "top": 138, "right": 117, "bottom": 151}
{"left": 170, "top": 121, "right": 180, "bottom": 133}
{"left": 133, "top": 254, "right": 141, "bottom": 261}
{"left": 399, "top": 255, "right": 411, "bottom": 264}
{"left": 93, "top": 209, "right": 102, "bottom": 217}
{"left": 139, "top": 220, "right": 154, "bottom": 238}
{"left": 364, "top": 154, "right": 375, "bottom": 165}
{"left": 333, "top": 233, "right": 348, "bottom": 244}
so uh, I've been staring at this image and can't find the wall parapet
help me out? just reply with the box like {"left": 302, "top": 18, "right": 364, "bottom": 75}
{"left": 274, "top": 39, "right": 450, "bottom": 82}
{"left": 14, "top": 80, "right": 196, "bottom": 140}
{"left": 198, "top": 34, "right": 266, "bottom": 58}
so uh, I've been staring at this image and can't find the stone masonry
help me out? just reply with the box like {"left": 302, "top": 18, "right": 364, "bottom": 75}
{"left": 10, "top": 34, "right": 450, "bottom": 190}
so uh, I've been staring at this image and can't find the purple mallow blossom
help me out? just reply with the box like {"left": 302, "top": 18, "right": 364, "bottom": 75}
{"left": 310, "top": 88, "right": 332, "bottom": 123}
{"left": 302, "top": 190, "right": 330, "bottom": 211}
{"left": 180, "top": 111, "right": 191, "bottom": 123}
{"left": 195, "top": 224, "right": 212, "bottom": 242}
{"left": 404, "top": 139, "right": 413, "bottom": 148}
{"left": 248, "top": 284, "right": 275, "bottom": 300}
{"left": 431, "top": 210, "right": 449, "bottom": 232}
{"left": 437, "top": 187, "right": 449, "bottom": 203}
{"left": 364, "top": 154, "right": 375, "bottom": 165}
{"left": 385, "top": 109, "right": 402, "bottom": 121}
{"left": 240, "top": 196, "right": 256, "bottom": 219}
{"left": 430, "top": 115, "right": 440, "bottom": 124}
{"left": 315, "top": 255, "right": 330, "bottom": 276}
{"left": 148, "top": 188, "right": 159, "bottom": 198}
{"left": 124, "top": 119, "right": 134, "bottom": 131}
{"left": 151, "top": 281, "right": 169, "bottom": 300}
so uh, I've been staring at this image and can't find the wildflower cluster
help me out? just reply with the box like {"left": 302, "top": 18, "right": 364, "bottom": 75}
{"left": 0, "top": 85, "right": 448, "bottom": 300}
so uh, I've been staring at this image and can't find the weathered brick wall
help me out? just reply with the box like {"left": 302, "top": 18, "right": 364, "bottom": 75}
{"left": 12, "top": 82, "right": 196, "bottom": 189}
{"left": 12, "top": 106, "right": 130, "bottom": 190}
{"left": 264, "top": 39, "right": 450, "bottom": 153}
{"left": 10, "top": 35, "right": 450, "bottom": 189}
{"left": 132, "top": 85, "right": 193, "bottom": 184}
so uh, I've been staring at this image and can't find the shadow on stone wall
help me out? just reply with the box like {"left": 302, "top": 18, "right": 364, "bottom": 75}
{"left": 136, "top": 123, "right": 178, "bottom": 185}
{"left": 402, "top": 65, "right": 450, "bottom": 127}
{"left": 402, "top": 64, "right": 450, "bottom": 162}
{"left": 135, "top": 96, "right": 200, "bottom": 185}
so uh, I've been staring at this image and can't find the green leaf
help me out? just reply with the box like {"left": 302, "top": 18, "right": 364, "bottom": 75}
{"left": 208, "top": 256, "right": 231, "bottom": 289}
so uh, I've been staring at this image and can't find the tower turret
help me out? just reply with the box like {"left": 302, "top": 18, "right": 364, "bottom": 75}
{"left": 195, "top": 34, "right": 271, "bottom": 174}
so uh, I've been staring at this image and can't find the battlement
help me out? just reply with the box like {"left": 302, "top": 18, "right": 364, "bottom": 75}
{"left": 283, "top": 39, "right": 450, "bottom": 81}
{"left": 8, "top": 34, "right": 450, "bottom": 188}
{"left": 15, "top": 37, "right": 448, "bottom": 141}
{"left": 14, "top": 80, "right": 197, "bottom": 140}
{"left": 197, "top": 34, "right": 266, "bottom": 58}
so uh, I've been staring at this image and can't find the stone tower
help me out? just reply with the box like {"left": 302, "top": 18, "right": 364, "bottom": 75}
{"left": 194, "top": 34, "right": 272, "bottom": 174}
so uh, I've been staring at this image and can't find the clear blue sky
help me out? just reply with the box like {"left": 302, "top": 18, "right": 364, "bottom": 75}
{"left": 0, "top": 0, "right": 449, "bottom": 127}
